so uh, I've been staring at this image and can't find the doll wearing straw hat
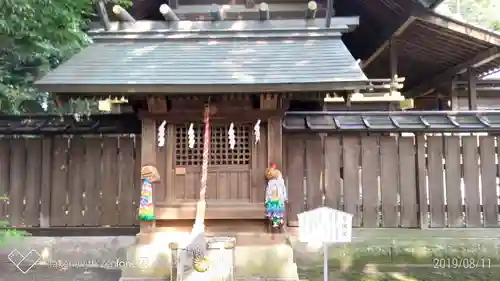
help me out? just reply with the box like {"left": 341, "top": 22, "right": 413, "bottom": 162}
{"left": 265, "top": 163, "right": 287, "bottom": 228}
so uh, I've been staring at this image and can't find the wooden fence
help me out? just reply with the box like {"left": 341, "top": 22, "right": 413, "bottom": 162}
{"left": 0, "top": 135, "right": 141, "bottom": 228}
{"left": 285, "top": 133, "right": 500, "bottom": 228}
{"left": 3, "top": 132, "right": 500, "bottom": 229}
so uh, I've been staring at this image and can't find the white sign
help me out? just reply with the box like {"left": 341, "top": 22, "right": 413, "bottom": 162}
{"left": 298, "top": 207, "right": 353, "bottom": 281}
{"left": 298, "top": 207, "right": 353, "bottom": 243}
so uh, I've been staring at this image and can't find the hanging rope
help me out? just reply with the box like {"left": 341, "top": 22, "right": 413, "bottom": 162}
{"left": 199, "top": 103, "right": 211, "bottom": 199}
{"left": 188, "top": 101, "right": 211, "bottom": 273}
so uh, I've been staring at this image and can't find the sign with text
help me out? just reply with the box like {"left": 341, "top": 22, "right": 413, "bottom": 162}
{"left": 298, "top": 207, "right": 353, "bottom": 244}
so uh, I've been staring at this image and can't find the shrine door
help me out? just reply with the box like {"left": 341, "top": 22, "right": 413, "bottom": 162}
{"left": 159, "top": 123, "right": 266, "bottom": 219}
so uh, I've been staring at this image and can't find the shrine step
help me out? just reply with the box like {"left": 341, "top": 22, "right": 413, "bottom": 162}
{"left": 121, "top": 232, "right": 298, "bottom": 280}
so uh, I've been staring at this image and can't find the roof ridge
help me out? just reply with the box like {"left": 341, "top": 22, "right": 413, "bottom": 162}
{"left": 87, "top": 18, "right": 359, "bottom": 35}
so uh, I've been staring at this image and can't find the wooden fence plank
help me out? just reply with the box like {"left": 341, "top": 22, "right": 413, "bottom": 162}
{"left": 0, "top": 139, "right": 10, "bottom": 223}
{"left": 24, "top": 139, "right": 42, "bottom": 227}
{"left": 427, "top": 136, "right": 446, "bottom": 227}
{"left": 324, "top": 136, "right": 342, "bottom": 210}
{"left": 305, "top": 136, "right": 323, "bottom": 210}
{"left": 133, "top": 137, "right": 142, "bottom": 225}
{"left": 462, "top": 136, "right": 482, "bottom": 227}
{"left": 50, "top": 137, "right": 69, "bottom": 226}
{"left": 343, "top": 136, "right": 361, "bottom": 227}
{"left": 68, "top": 137, "right": 85, "bottom": 226}
{"left": 40, "top": 138, "right": 52, "bottom": 227}
{"left": 444, "top": 136, "right": 463, "bottom": 227}
{"left": 9, "top": 139, "right": 25, "bottom": 226}
{"left": 415, "top": 135, "right": 428, "bottom": 228}
{"left": 380, "top": 136, "right": 399, "bottom": 227}
{"left": 83, "top": 138, "right": 102, "bottom": 226}
{"left": 398, "top": 137, "right": 418, "bottom": 228}
{"left": 360, "top": 136, "right": 379, "bottom": 228}
{"left": 118, "top": 137, "right": 136, "bottom": 226}
{"left": 479, "top": 136, "right": 498, "bottom": 227}
{"left": 101, "top": 137, "right": 119, "bottom": 226}
{"left": 286, "top": 136, "right": 305, "bottom": 226}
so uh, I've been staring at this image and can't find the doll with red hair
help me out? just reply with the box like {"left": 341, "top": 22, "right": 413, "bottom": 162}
{"left": 265, "top": 163, "right": 287, "bottom": 228}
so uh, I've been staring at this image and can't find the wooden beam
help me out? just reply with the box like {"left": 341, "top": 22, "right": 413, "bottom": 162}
{"left": 362, "top": 17, "right": 416, "bottom": 69}
{"left": 155, "top": 204, "right": 264, "bottom": 220}
{"left": 417, "top": 12, "right": 500, "bottom": 46}
{"left": 454, "top": 79, "right": 500, "bottom": 87}
{"left": 406, "top": 46, "right": 500, "bottom": 96}
{"left": 454, "top": 89, "right": 500, "bottom": 97}
{"left": 146, "top": 96, "right": 168, "bottom": 113}
{"left": 139, "top": 108, "right": 285, "bottom": 123}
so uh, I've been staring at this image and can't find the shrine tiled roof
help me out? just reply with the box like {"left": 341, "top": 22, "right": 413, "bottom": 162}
{"left": 35, "top": 18, "right": 369, "bottom": 95}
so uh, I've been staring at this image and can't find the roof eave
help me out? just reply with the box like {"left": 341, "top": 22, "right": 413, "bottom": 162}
{"left": 35, "top": 81, "right": 370, "bottom": 95}
{"left": 87, "top": 18, "right": 360, "bottom": 35}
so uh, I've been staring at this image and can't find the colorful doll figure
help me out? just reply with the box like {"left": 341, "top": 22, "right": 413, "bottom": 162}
{"left": 138, "top": 179, "right": 154, "bottom": 221}
{"left": 265, "top": 164, "right": 287, "bottom": 228}
{"left": 138, "top": 165, "right": 160, "bottom": 221}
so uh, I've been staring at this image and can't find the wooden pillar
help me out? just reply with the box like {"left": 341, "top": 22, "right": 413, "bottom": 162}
{"left": 141, "top": 118, "right": 157, "bottom": 233}
{"left": 467, "top": 67, "right": 478, "bottom": 110}
{"left": 140, "top": 96, "right": 168, "bottom": 233}
{"left": 449, "top": 78, "right": 459, "bottom": 111}
{"left": 261, "top": 94, "right": 283, "bottom": 168}
{"left": 268, "top": 117, "right": 283, "bottom": 168}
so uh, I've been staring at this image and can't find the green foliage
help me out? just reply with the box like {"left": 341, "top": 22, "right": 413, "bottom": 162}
{"left": 0, "top": 196, "right": 29, "bottom": 248}
{"left": 437, "top": 0, "right": 500, "bottom": 31}
{"left": 0, "top": 0, "right": 131, "bottom": 114}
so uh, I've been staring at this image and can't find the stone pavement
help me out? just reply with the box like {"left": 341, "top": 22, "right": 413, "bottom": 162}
{"left": 0, "top": 236, "right": 135, "bottom": 281}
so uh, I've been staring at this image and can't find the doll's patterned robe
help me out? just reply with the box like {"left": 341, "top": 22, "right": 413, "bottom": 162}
{"left": 265, "top": 176, "right": 287, "bottom": 226}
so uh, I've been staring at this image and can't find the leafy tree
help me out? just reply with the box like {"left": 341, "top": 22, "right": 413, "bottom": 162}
{"left": 0, "top": 0, "right": 131, "bottom": 114}
{"left": 437, "top": 0, "right": 500, "bottom": 31}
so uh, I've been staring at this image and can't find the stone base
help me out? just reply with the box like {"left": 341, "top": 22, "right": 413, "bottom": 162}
{"left": 122, "top": 232, "right": 298, "bottom": 279}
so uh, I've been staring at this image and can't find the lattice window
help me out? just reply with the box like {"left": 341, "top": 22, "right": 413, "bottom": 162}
{"left": 175, "top": 124, "right": 251, "bottom": 166}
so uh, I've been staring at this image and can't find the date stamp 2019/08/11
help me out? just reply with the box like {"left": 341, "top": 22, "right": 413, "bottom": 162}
{"left": 433, "top": 258, "right": 491, "bottom": 269}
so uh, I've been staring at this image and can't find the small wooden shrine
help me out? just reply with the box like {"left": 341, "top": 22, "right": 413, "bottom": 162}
{"left": 34, "top": 2, "right": 403, "bottom": 241}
